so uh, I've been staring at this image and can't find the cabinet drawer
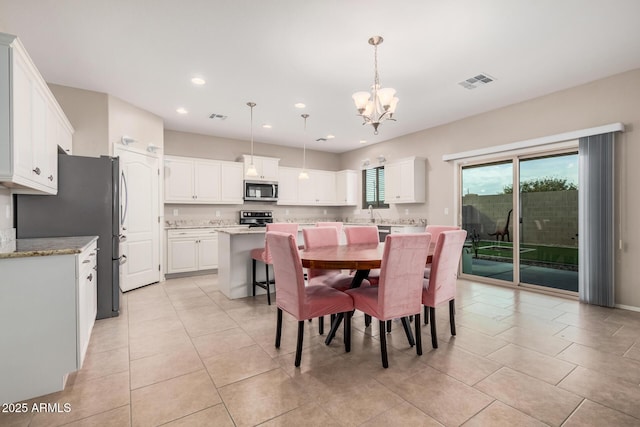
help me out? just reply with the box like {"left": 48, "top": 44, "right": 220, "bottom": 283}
{"left": 168, "top": 228, "right": 218, "bottom": 239}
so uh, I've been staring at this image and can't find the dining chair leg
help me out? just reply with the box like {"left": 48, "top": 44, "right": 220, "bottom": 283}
{"left": 424, "top": 305, "right": 429, "bottom": 325}
{"left": 449, "top": 299, "right": 456, "bottom": 336}
{"left": 265, "top": 264, "right": 271, "bottom": 305}
{"left": 295, "top": 320, "right": 304, "bottom": 367}
{"left": 325, "top": 313, "right": 343, "bottom": 345}
{"left": 344, "top": 311, "right": 352, "bottom": 353}
{"left": 364, "top": 314, "right": 371, "bottom": 327}
{"left": 430, "top": 307, "right": 438, "bottom": 349}
{"left": 415, "top": 313, "right": 422, "bottom": 355}
{"left": 386, "top": 320, "right": 392, "bottom": 333}
{"left": 379, "top": 320, "right": 389, "bottom": 368}
{"left": 252, "top": 259, "right": 257, "bottom": 297}
{"left": 275, "top": 308, "right": 283, "bottom": 348}
{"left": 318, "top": 316, "right": 324, "bottom": 335}
{"left": 401, "top": 317, "right": 415, "bottom": 347}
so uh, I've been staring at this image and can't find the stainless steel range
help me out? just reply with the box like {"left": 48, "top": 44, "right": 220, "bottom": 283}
{"left": 239, "top": 210, "right": 274, "bottom": 228}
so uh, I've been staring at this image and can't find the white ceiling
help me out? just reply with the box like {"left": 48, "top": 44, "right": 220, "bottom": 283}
{"left": 2, "top": 1, "right": 640, "bottom": 153}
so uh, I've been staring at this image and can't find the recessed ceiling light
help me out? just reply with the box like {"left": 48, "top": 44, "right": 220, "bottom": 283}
{"left": 326, "top": 134, "right": 335, "bottom": 139}
{"left": 294, "top": 103, "right": 306, "bottom": 109}
{"left": 176, "top": 107, "right": 188, "bottom": 114}
{"left": 262, "top": 124, "right": 272, "bottom": 129}
{"left": 191, "top": 77, "right": 206, "bottom": 85}
{"left": 360, "top": 140, "right": 367, "bottom": 144}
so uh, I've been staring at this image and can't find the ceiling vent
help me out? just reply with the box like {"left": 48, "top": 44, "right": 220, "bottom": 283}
{"left": 315, "top": 137, "right": 327, "bottom": 142}
{"left": 459, "top": 73, "right": 495, "bottom": 90}
{"left": 209, "top": 113, "right": 228, "bottom": 120}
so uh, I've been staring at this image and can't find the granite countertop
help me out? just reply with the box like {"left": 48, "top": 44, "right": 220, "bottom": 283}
{"left": 165, "top": 224, "right": 249, "bottom": 230}
{"left": 0, "top": 236, "right": 98, "bottom": 259}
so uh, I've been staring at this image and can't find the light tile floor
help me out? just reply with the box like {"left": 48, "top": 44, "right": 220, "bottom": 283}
{"left": 4, "top": 275, "right": 640, "bottom": 426}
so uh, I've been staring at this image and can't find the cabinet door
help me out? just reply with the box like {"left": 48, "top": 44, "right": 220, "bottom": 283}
{"left": 198, "top": 234, "right": 219, "bottom": 270}
{"left": 336, "top": 170, "right": 357, "bottom": 206}
{"left": 12, "top": 52, "right": 34, "bottom": 182}
{"left": 167, "top": 238, "right": 198, "bottom": 273}
{"left": 164, "top": 158, "right": 195, "bottom": 202}
{"left": 259, "top": 157, "right": 279, "bottom": 181}
{"left": 315, "top": 170, "right": 336, "bottom": 204}
{"left": 220, "top": 162, "right": 243, "bottom": 204}
{"left": 277, "top": 167, "right": 299, "bottom": 205}
{"left": 31, "top": 84, "right": 49, "bottom": 188}
{"left": 384, "top": 162, "right": 401, "bottom": 203}
{"left": 297, "top": 170, "right": 316, "bottom": 204}
{"left": 194, "top": 160, "right": 221, "bottom": 202}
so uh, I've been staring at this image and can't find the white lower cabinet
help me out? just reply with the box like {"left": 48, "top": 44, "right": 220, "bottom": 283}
{"left": 167, "top": 228, "right": 219, "bottom": 274}
{"left": 0, "top": 238, "right": 97, "bottom": 404}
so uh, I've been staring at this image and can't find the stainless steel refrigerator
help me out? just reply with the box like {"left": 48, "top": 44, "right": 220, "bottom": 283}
{"left": 15, "top": 154, "right": 120, "bottom": 319}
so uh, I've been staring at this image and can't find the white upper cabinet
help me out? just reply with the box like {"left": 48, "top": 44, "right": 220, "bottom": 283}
{"left": 336, "top": 170, "right": 358, "bottom": 206}
{"left": 384, "top": 156, "right": 426, "bottom": 204}
{"left": 164, "top": 155, "right": 243, "bottom": 204}
{"left": 277, "top": 167, "right": 357, "bottom": 206}
{"left": 0, "top": 33, "right": 74, "bottom": 194}
{"left": 242, "top": 155, "right": 279, "bottom": 181}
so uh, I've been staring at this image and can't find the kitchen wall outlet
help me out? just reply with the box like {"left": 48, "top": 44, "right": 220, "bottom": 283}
{"left": 404, "top": 209, "right": 409, "bottom": 215}
{"left": 444, "top": 207, "right": 449, "bottom": 215}
{"left": 285, "top": 209, "right": 289, "bottom": 216}
{"left": 215, "top": 210, "right": 220, "bottom": 217}
{"left": 172, "top": 209, "right": 179, "bottom": 216}
{"left": 5, "top": 205, "right": 9, "bottom": 219}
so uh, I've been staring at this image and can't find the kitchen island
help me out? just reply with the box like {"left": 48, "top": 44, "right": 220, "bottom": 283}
{"left": 0, "top": 236, "right": 98, "bottom": 404}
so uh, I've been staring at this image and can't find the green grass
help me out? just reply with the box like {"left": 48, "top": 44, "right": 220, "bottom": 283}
{"left": 474, "top": 240, "right": 578, "bottom": 266}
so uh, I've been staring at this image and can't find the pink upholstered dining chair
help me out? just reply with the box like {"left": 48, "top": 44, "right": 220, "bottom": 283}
{"left": 250, "top": 223, "right": 299, "bottom": 305}
{"left": 424, "top": 225, "right": 461, "bottom": 279}
{"left": 316, "top": 222, "right": 344, "bottom": 244}
{"left": 344, "top": 226, "right": 380, "bottom": 285}
{"left": 267, "top": 231, "right": 355, "bottom": 367}
{"left": 303, "top": 227, "right": 361, "bottom": 292}
{"left": 422, "top": 229, "right": 467, "bottom": 349}
{"left": 346, "top": 233, "right": 432, "bottom": 368}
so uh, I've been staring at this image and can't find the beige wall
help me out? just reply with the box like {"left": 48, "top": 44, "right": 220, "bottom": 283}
{"left": 339, "top": 68, "right": 640, "bottom": 308}
{"left": 49, "top": 84, "right": 109, "bottom": 157}
{"left": 108, "top": 95, "right": 164, "bottom": 155}
{"left": 164, "top": 130, "right": 340, "bottom": 170}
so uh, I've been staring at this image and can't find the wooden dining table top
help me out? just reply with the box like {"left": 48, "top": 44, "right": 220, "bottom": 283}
{"left": 300, "top": 243, "right": 432, "bottom": 270}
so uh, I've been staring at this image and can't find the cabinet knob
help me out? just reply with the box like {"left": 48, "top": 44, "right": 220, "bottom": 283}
{"left": 33, "top": 167, "right": 41, "bottom": 175}
{"left": 48, "top": 175, "right": 54, "bottom": 181}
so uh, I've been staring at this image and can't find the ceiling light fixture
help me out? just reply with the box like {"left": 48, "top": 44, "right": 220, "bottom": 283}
{"left": 294, "top": 103, "right": 306, "bottom": 109}
{"left": 326, "top": 134, "right": 335, "bottom": 139}
{"left": 262, "top": 124, "right": 272, "bottom": 129}
{"left": 176, "top": 107, "right": 188, "bottom": 114}
{"left": 191, "top": 77, "right": 206, "bottom": 85}
{"left": 246, "top": 102, "right": 258, "bottom": 178}
{"left": 352, "top": 36, "right": 398, "bottom": 135}
{"left": 299, "top": 114, "right": 309, "bottom": 180}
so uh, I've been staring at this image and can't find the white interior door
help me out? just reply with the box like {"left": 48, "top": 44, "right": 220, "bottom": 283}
{"left": 116, "top": 146, "right": 160, "bottom": 292}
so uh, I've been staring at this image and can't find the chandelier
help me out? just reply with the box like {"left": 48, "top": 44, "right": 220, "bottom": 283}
{"left": 352, "top": 36, "right": 398, "bottom": 135}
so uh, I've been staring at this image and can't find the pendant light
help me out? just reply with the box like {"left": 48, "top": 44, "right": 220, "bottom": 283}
{"left": 299, "top": 114, "right": 309, "bottom": 180}
{"left": 246, "top": 102, "right": 258, "bottom": 177}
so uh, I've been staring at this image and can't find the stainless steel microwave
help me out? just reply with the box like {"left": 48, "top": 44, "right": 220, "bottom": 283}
{"left": 244, "top": 180, "right": 278, "bottom": 202}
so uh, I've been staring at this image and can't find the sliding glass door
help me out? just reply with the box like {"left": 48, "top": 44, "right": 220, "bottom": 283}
{"left": 460, "top": 150, "right": 579, "bottom": 293}
{"left": 518, "top": 153, "right": 578, "bottom": 291}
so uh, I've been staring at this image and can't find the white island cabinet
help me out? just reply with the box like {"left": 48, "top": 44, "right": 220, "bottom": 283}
{"left": 0, "top": 236, "right": 98, "bottom": 404}
{"left": 0, "top": 33, "right": 74, "bottom": 194}
{"left": 166, "top": 228, "right": 219, "bottom": 274}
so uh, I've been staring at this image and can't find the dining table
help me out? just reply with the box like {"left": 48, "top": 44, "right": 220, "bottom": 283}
{"left": 300, "top": 242, "right": 433, "bottom": 345}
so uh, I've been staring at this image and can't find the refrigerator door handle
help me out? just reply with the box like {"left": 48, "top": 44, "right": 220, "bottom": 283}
{"left": 120, "top": 171, "right": 129, "bottom": 227}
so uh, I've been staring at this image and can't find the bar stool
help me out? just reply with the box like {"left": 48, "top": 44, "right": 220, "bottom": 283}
{"left": 251, "top": 223, "right": 299, "bottom": 305}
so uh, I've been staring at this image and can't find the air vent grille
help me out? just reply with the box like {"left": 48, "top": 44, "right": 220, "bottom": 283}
{"left": 459, "top": 73, "right": 495, "bottom": 90}
{"left": 209, "top": 113, "right": 228, "bottom": 120}
{"left": 315, "top": 138, "right": 327, "bottom": 142}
